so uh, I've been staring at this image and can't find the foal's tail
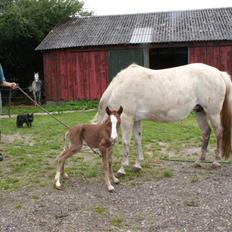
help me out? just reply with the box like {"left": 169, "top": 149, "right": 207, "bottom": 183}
{"left": 221, "top": 72, "right": 232, "bottom": 159}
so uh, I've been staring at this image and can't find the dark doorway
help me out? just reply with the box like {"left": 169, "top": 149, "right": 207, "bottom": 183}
{"left": 149, "top": 47, "right": 188, "bottom": 69}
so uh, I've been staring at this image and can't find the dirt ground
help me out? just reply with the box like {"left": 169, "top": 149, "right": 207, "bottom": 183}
{"left": 1, "top": 161, "right": 232, "bottom": 232}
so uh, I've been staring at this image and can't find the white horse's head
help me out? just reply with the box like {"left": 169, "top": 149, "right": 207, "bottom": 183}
{"left": 34, "top": 72, "right": 39, "bottom": 81}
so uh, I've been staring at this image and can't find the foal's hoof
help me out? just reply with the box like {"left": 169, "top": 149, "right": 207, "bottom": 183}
{"left": 0, "top": 153, "right": 3, "bottom": 161}
{"left": 116, "top": 172, "right": 125, "bottom": 178}
{"left": 108, "top": 185, "right": 115, "bottom": 192}
{"left": 132, "top": 166, "right": 142, "bottom": 173}
{"left": 212, "top": 161, "right": 221, "bottom": 169}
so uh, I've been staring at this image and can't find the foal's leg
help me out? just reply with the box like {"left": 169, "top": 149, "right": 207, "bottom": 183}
{"left": 133, "top": 120, "right": 144, "bottom": 172}
{"left": 108, "top": 147, "right": 119, "bottom": 184}
{"left": 195, "top": 111, "right": 211, "bottom": 167}
{"left": 208, "top": 114, "right": 223, "bottom": 168}
{"left": 100, "top": 146, "right": 114, "bottom": 192}
{"left": 117, "top": 116, "right": 134, "bottom": 176}
{"left": 54, "top": 145, "right": 82, "bottom": 189}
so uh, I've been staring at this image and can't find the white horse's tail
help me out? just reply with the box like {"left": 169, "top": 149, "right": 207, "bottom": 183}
{"left": 220, "top": 72, "right": 232, "bottom": 159}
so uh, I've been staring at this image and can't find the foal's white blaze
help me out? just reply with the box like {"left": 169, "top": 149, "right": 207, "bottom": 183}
{"left": 110, "top": 115, "right": 118, "bottom": 140}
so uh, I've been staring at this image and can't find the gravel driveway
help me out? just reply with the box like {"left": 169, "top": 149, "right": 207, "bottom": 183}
{"left": 1, "top": 161, "right": 232, "bottom": 232}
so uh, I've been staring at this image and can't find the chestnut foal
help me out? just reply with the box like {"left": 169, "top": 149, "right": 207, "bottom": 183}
{"left": 54, "top": 106, "right": 123, "bottom": 192}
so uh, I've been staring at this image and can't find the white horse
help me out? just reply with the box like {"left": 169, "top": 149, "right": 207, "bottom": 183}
{"left": 94, "top": 63, "right": 232, "bottom": 176}
{"left": 31, "top": 72, "right": 42, "bottom": 104}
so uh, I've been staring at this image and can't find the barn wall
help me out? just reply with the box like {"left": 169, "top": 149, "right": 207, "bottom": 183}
{"left": 189, "top": 45, "right": 232, "bottom": 76}
{"left": 43, "top": 49, "right": 108, "bottom": 101}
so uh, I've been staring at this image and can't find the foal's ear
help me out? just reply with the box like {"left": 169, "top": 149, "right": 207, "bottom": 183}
{"left": 118, "top": 106, "right": 123, "bottom": 115}
{"left": 105, "top": 106, "right": 111, "bottom": 115}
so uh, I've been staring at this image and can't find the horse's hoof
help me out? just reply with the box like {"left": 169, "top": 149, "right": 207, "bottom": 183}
{"left": 212, "top": 161, "right": 221, "bottom": 169}
{"left": 0, "top": 153, "right": 3, "bottom": 161}
{"left": 132, "top": 166, "right": 142, "bottom": 172}
{"left": 116, "top": 172, "right": 125, "bottom": 178}
{"left": 193, "top": 161, "right": 202, "bottom": 168}
{"left": 113, "top": 177, "right": 120, "bottom": 184}
{"left": 53, "top": 181, "right": 63, "bottom": 190}
{"left": 108, "top": 185, "right": 115, "bottom": 192}
{"left": 55, "top": 185, "right": 63, "bottom": 190}
{"left": 63, "top": 173, "right": 69, "bottom": 179}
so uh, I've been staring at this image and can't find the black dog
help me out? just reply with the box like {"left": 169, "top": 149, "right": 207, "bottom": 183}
{"left": 16, "top": 113, "right": 34, "bottom": 128}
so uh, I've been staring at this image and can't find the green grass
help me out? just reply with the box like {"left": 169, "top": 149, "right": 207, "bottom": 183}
{"left": 0, "top": 110, "right": 218, "bottom": 191}
{"left": 2, "top": 100, "right": 98, "bottom": 115}
{"left": 94, "top": 206, "right": 108, "bottom": 215}
{"left": 110, "top": 215, "right": 124, "bottom": 227}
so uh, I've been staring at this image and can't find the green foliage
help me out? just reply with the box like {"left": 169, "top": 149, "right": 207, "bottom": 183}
{"left": 0, "top": 0, "right": 92, "bottom": 86}
{"left": 0, "top": 0, "right": 90, "bottom": 41}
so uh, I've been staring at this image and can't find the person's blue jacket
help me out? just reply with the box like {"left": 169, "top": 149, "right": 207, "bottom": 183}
{"left": 0, "top": 64, "right": 6, "bottom": 82}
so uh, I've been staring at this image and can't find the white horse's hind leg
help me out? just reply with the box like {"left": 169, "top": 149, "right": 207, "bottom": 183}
{"left": 209, "top": 114, "right": 223, "bottom": 168}
{"left": 132, "top": 121, "right": 144, "bottom": 171}
{"left": 195, "top": 111, "right": 211, "bottom": 167}
{"left": 117, "top": 116, "right": 133, "bottom": 176}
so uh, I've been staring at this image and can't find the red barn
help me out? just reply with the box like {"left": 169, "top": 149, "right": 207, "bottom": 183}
{"left": 36, "top": 7, "right": 232, "bottom": 102}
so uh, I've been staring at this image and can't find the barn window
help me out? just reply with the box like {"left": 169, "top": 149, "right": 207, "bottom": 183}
{"left": 149, "top": 47, "right": 188, "bottom": 69}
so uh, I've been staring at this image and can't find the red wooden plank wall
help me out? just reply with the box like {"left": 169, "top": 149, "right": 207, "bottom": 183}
{"left": 189, "top": 45, "right": 232, "bottom": 76}
{"left": 43, "top": 49, "right": 109, "bottom": 101}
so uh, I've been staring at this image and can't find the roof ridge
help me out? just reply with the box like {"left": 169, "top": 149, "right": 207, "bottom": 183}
{"left": 80, "top": 7, "right": 232, "bottom": 18}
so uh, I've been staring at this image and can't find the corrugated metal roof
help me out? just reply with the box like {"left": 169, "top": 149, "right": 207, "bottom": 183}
{"left": 36, "top": 7, "right": 232, "bottom": 51}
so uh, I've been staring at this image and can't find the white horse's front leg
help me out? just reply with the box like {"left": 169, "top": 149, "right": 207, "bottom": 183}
{"left": 117, "top": 117, "right": 133, "bottom": 177}
{"left": 133, "top": 120, "right": 143, "bottom": 172}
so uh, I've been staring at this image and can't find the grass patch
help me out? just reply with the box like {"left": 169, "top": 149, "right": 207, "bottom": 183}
{"left": 183, "top": 198, "right": 200, "bottom": 207}
{"left": 2, "top": 100, "right": 98, "bottom": 115}
{"left": 190, "top": 175, "right": 200, "bottom": 183}
{"left": 94, "top": 206, "right": 108, "bottom": 215}
{"left": 15, "top": 203, "right": 23, "bottom": 209}
{"left": 0, "top": 109, "right": 219, "bottom": 192}
{"left": 163, "top": 169, "right": 173, "bottom": 178}
{"left": 111, "top": 215, "right": 124, "bottom": 227}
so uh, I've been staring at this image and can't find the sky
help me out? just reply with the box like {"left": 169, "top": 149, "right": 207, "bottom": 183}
{"left": 83, "top": 0, "right": 232, "bottom": 16}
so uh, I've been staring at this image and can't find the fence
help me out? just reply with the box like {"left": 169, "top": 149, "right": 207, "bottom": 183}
{"left": 1, "top": 87, "right": 35, "bottom": 106}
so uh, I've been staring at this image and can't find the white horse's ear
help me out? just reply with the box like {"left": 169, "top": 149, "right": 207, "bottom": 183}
{"left": 105, "top": 106, "right": 111, "bottom": 115}
{"left": 118, "top": 106, "right": 123, "bottom": 115}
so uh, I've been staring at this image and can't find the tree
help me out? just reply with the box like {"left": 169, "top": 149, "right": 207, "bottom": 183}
{"left": 0, "top": 0, "right": 91, "bottom": 92}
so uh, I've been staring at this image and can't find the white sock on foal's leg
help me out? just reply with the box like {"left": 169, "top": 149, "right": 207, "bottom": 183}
{"left": 54, "top": 171, "right": 61, "bottom": 189}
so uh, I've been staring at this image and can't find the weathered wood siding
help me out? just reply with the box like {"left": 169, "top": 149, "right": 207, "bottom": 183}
{"left": 43, "top": 49, "right": 108, "bottom": 101}
{"left": 189, "top": 45, "right": 232, "bottom": 76}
